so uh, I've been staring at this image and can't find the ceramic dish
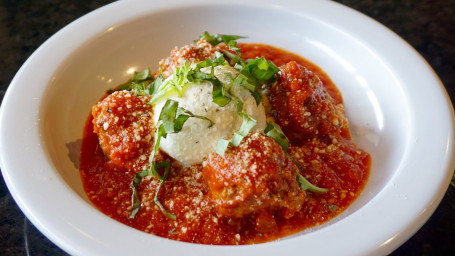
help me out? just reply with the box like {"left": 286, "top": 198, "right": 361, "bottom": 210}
{"left": 1, "top": 0, "right": 454, "bottom": 255}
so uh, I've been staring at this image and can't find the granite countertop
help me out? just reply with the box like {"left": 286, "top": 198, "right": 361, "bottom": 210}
{"left": 0, "top": 0, "right": 454, "bottom": 255}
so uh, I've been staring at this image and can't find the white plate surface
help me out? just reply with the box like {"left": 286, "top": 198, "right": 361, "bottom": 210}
{"left": 1, "top": 0, "right": 454, "bottom": 255}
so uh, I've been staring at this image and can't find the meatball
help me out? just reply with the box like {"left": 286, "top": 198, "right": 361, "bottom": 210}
{"left": 268, "top": 61, "right": 349, "bottom": 144}
{"left": 158, "top": 38, "right": 225, "bottom": 78}
{"left": 202, "top": 133, "right": 305, "bottom": 224}
{"left": 92, "top": 91, "right": 155, "bottom": 170}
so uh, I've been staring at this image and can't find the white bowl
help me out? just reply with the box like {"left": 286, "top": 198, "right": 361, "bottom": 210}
{"left": 1, "top": 0, "right": 454, "bottom": 255}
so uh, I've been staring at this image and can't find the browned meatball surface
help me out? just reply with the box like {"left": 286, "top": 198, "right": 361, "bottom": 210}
{"left": 158, "top": 38, "right": 225, "bottom": 78}
{"left": 202, "top": 133, "right": 305, "bottom": 231}
{"left": 91, "top": 91, "right": 155, "bottom": 171}
{"left": 268, "top": 61, "right": 349, "bottom": 144}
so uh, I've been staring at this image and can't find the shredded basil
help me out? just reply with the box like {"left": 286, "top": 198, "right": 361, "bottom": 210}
{"left": 149, "top": 62, "right": 192, "bottom": 105}
{"left": 148, "top": 74, "right": 163, "bottom": 95}
{"left": 149, "top": 55, "right": 235, "bottom": 108}
{"left": 216, "top": 98, "right": 257, "bottom": 155}
{"left": 263, "top": 121, "right": 327, "bottom": 193}
{"left": 132, "top": 69, "right": 151, "bottom": 81}
{"left": 200, "top": 31, "right": 245, "bottom": 47}
{"left": 264, "top": 122, "right": 289, "bottom": 152}
{"left": 232, "top": 112, "right": 257, "bottom": 146}
{"left": 234, "top": 57, "right": 279, "bottom": 105}
{"left": 200, "top": 31, "right": 245, "bottom": 66}
{"left": 201, "top": 32, "right": 280, "bottom": 97}
{"left": 186, "top": 56, "right": 232, "bottom": 107}
{"left": 296, "top": 172, "right": 328, "bottom": 193}
{"left": 129, "top": 169, "right": 148, "bottom": 218}
{"left": 211, "top": 78, "right": 232, "bottom": 107}
{"left": 174, "top": 103, "right": 215, "bottom": 131}
{"left": 152, "top": 160, "right": 175, "bottom": 219}
{"left": 129, "top": 99, "right": 213, "bottom": 219}
{"left": 108, "top": 68, "right": 154, "bottom": 94}
{"left": 215, "top": 139, "right": 231, "bottom": 155}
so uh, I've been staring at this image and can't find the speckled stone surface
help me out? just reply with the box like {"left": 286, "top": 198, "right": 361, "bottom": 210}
{"left": 0, "top": 0, "right": 454, "bottom": 255}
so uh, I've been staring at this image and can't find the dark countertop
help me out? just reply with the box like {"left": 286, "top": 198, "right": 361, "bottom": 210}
{"left": 0, "top": 0, "right": 454, "bottom": 255}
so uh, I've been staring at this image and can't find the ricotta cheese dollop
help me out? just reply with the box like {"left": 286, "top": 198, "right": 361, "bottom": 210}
{"left": 152, "top": 65, "right": 267, "bottom": 166}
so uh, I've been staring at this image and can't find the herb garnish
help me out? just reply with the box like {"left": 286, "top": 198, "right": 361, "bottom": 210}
{"left": 264, "top": 122, "right": 289, "bottom": 152}
{"left": 187, "top": 54, "right": 232, "bottom": 107}
{"left": 216, "top": 99, "right": 257, "bottom": 155}
{"left": 202, "top": 31, "right": 280, "bottom": 106}
{"left": 296, "top": 172, "right": 328, "bottom": 193}
{"left": 234, "top": 57, "right": 279, "bottom": 105}
{"left": 107, "top": 68, "right": 154, "bottom": 94}
{"left": 148, "top": 53, "right": 235, "bottom": 107}
{"left": 149, "top": 62, "right": 192, "bottom": 105}
{"left": 264, "top": 121, "right": 328, "bottom": 193}
{"left": 200, "top": 31, "right": 246, "bottom": 47}
{"left": 200, "top": 31, "right": 245, "bottom": 66}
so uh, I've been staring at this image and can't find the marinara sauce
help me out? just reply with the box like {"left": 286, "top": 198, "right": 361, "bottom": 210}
{"left": 80, "top": 43, "right": 370, "bottom": 244}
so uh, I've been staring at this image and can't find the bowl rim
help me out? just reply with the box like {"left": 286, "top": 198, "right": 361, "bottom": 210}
{"left": 1, "top": 0, "right": 454, "bottom": 255}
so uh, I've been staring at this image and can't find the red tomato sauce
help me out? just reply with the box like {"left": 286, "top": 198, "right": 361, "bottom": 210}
{"left": 80, "top": 43, "right": 370, "bottom": 244}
